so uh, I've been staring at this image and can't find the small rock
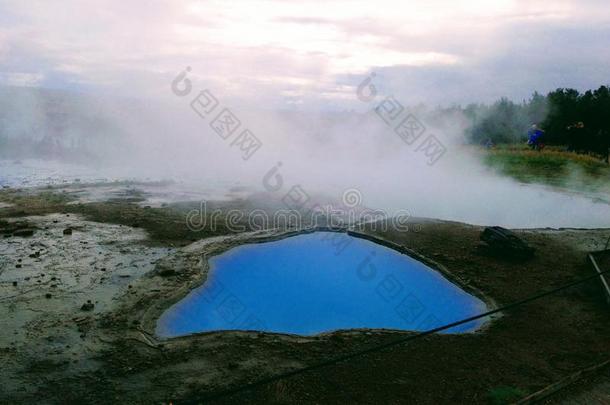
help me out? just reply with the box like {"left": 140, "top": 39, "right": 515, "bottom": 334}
{"left": 80, "top": 301, "right": 95, "bottom": 311}
{"left": 63, "top": 228, "right": 73, "bottom": 235}
{"left": 158, "top": 268, "right": 176, "bottom": 277}
{"left": 15, "top": 264, "right": 21, "bottom": 269}
{"left": 45, "top": 293, "right": 52, "bottom": 299}
{"left": 12, "top": 281, "right": 17, "bottom": 286}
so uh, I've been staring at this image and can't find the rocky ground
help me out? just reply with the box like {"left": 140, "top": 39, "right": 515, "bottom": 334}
{"left": 0, "top": 183, "right": 609, "bottom": 404}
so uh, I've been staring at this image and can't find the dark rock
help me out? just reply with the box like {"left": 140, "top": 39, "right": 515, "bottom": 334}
{"left": 45, "top": 293, "right": 52, "bottom": 299}
{"left": 80, "top": 301, "right": 95, "bottom": 311}
{"left": 479, "top": 226, "right": 535, "bottom": 260}
{"left": 63, "top": 228, "right": 73, "bottom": 235}
{"left": 12, "top": 229, "right": 35, "bottom": 237}
{"left": 12, "top": 281, "right": 17, "bottom": 286}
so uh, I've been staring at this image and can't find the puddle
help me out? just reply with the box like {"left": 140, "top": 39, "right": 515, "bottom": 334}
{"left": 0, "top": 159, "right": 115, "bottom": 187}
{"left": 0, "top": 159, "right": 252, "bottom": 206}
{"left": 157, "top": 232, "right": 489, "bottom": 337}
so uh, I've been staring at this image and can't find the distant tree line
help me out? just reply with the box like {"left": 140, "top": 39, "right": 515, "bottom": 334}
{"left": 459, "top": 86, "right": 610, "bottom": 162}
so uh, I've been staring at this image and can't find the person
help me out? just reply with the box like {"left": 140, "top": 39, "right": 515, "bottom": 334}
{"left": 527, "top": 124, "right": 544, "bottom": 151}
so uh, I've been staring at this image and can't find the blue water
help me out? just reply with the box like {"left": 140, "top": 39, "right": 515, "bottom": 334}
{"left": 156, "top": 232, "right": 488, "bottom": 337}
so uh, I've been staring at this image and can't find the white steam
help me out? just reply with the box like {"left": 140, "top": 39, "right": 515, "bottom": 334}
{"left": 1, "top": 85, "right": 610, "bottom": 229}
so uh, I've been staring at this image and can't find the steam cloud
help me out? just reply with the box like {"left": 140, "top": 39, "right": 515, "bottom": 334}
{"left": 1, "top": 81, "right": 609, "bottom": 229}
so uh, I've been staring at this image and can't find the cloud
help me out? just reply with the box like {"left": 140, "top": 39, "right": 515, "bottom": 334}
{"left": 0, "top": 71, "right": 44, "bottom": 86}
{"left": 0, "top": 0, "right": 608, "bottom": 106}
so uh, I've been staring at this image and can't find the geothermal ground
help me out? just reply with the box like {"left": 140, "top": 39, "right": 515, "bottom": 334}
{"left": 0, "top": 182, "right": 609, "bottom": 404}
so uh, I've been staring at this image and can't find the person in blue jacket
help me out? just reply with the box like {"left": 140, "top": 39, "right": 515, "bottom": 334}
{"left": 527, "top": 124, "right": 544, "bottom": 151}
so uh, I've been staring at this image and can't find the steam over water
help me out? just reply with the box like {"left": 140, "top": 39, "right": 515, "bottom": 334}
{"left": 2, "top": 156, "right": 609, "bottom": 229}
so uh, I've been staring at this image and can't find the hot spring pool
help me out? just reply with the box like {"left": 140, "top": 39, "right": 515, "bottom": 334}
{"left": 156, "top": 232, "right": 489, "bottom": 337}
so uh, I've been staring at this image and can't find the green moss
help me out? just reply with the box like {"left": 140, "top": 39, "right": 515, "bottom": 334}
{"left": 487, "top": 386, "right": 525, "bottom": 404}
{"left": 0, "top": 190, "right": 75, "bottom": 217}
{"left": 64, "top": 202, "right": 237, "bottom": 246}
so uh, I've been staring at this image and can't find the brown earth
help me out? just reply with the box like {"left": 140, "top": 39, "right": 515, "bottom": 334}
{"left": 1, "top": 186, "right": 609, "bottom": 404}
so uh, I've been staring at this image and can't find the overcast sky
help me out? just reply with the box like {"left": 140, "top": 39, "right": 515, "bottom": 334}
{"left": 0, "top": 0, "right": 609, "bottom": 108}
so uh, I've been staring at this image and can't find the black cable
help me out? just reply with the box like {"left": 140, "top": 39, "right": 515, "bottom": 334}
{"left": 197, "top": 266, "right": 610, "bottom": 402}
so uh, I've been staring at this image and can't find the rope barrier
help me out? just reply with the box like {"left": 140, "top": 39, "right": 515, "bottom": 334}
{"left": 195, "top": 267, "right": 610, "bottom": 403}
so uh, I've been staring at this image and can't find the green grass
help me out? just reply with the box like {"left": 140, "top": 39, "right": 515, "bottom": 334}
{"left": 483, "top": 144, "right": 610, "bottom": 192}
{"left": 487, "top": 386, "right": 526, "bottom": 404}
